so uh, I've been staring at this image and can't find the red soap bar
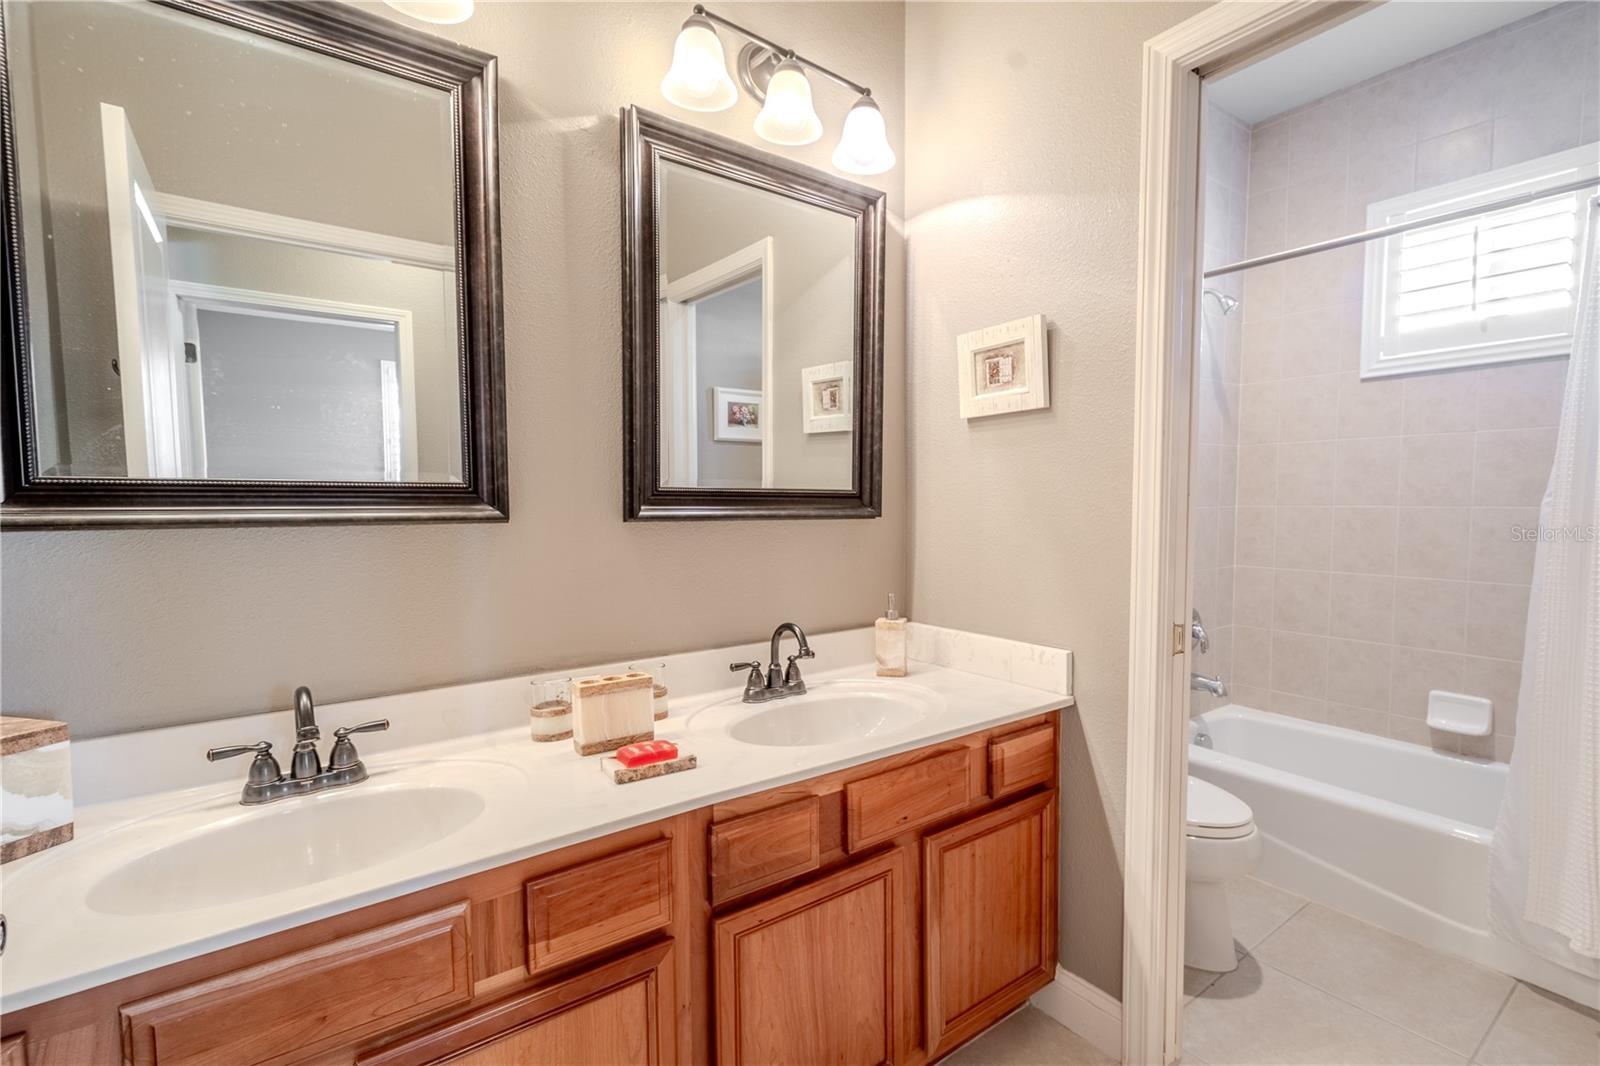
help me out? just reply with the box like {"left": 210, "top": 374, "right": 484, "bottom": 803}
{"left": 615, "top": 740, "right": 679, "bottom": 768}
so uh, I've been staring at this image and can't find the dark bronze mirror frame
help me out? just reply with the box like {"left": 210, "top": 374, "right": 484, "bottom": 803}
{"left": 621, "top": 105, "right": 885, "bottom": 521}
{"left": 0, "top": 0, "right": 507, "bottom": 528}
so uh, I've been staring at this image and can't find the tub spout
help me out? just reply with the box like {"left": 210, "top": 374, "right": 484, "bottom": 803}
{"left": 1191, "top": 673, "right": 1227, "bottom": 698}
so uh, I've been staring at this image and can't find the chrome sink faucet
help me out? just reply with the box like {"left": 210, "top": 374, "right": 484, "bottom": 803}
{"left": 208, "top": 686, "right": 389, "bottom": 805}
{"left": 730, "top": 622, "right": 816, "bottom": 703}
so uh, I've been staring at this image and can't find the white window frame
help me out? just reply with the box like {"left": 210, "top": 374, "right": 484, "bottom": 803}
{"left": 1360, "top": 143, "right": 1599, "bottom": 379}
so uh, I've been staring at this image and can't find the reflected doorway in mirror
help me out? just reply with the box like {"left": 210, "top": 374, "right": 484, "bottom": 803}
{"left": 802, "top": 361, "right": 852, "bottom": 434}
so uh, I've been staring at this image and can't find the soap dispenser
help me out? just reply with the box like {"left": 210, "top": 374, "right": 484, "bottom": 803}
{"left": 875, "top": 594, "right": 908, "bottom": 677}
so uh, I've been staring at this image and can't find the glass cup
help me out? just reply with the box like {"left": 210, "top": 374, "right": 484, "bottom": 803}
{"left": 529, "top": 677, "right": 572, "bottom": 742}
{"left": 629, "top": 660, "right": 670, "bottom": 721}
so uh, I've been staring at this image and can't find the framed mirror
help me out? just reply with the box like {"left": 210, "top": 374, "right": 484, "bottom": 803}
{"left": 0, "top": 0, "right": 506, "bottom": 527}
{"left": 621, "top": 106, "right": 884, "bottom": 520}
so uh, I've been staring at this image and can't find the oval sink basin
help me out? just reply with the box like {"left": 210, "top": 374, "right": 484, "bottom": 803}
{"left": 724, "top": 682, "right": 942, "bottom": 747}
{"left": 87, "top": 783, "right": 484, "bottom": 916}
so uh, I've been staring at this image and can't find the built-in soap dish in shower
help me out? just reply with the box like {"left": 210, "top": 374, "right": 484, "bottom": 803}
{"left": 1426, "top": 690, "right": 1493, "bottom": 736}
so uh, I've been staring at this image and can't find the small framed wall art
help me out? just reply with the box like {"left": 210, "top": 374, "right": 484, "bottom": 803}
{"left": 712, "top": 386, "right": 763, "bottom": 443}
{"left": 802, "top": 362, "right": 853, "bottom": 434}
{"left": 955, "top": 314, "right": 1049, "bottom": 419}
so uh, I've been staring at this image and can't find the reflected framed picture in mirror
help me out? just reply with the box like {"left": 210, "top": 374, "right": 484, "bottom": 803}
{"left": 621, "top": 106, "right": 885, "bottom": 520}
{"left": 0, "top": 0, "right": 506, "bottom": 527}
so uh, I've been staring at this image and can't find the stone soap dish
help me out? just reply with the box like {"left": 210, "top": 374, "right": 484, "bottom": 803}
{"left": 2, "top": 715, "right": 74, "bottom": 863}
{"left": 601, "top": 740, "right": 697, "bottom": 784}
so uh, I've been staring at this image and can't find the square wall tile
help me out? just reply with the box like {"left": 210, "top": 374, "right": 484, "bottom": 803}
{"left": 1273, "top": 569, "right": 1331, "bottom": 636}
{"left": 1468, "top": 507, "right": 1540, "bottom": 585}
{"left": 1466, "top": 582, "right": 1532, "bottom": 661}
{"left": 1235, "top": 507, "right": 1276, "bottom": 567}
{"left": 1329, "top": 572, "right": 1396, "bottom": 642}
{"left": 1331, "top": 506, "right": 1398, "bottom": 575}
{"left": 1275, "top": 507, "right": 1333, "bottom": 571}
{"left": 1460, "top": 655, "right": 1521, "bottom": 735}
{"left": 1271, "top": 631, "right": 1330, "bottom": 698}
{"left": 1234, "top": 566, "right": 1275, "bottom": 629}
{"left": 1277, "top": 442, "right": 1337, "bottom": 506}
{"left": 1396, "top": 507, "right": 1471, "bottom": 581}
{"left": 1336, "top": 437, "right": 1402, "bottom": 505}
{"left": 1337, "top": 374, "right": 1405, "bottom": 440}
{"left": 1475, "top": 359, "right": 1569, "bottom": 430}
{"left": 1326, "top": 638, "right": 1393, "bottom": 712}
{"left": 1393, "top": 577, "right": 1469, "bottom": 652}
{"left": 1400, "top": 434, "right": 1475, "bottom": 507}
{"left": 1474, "top": 428, "right": 1558, "bottom": 507}
{"left": 1402, "top": 371, "right": 1479, "bottom": 434}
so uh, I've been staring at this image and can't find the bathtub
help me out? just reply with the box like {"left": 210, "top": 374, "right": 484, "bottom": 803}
{"left": 1189, "top": 705, "right": 1599, "bottom": 1008}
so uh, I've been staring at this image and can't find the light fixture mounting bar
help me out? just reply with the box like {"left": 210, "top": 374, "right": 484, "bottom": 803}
{"left": 691, "top": 4, "right": 871, "bottom": 98}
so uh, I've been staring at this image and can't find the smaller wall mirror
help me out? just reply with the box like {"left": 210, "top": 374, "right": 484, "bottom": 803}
{"left": 622, "top": 106, "right": 884, "bottom": 520}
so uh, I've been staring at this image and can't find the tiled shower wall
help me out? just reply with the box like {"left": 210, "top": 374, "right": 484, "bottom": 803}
{"left": 1200, "top": 2, "right": 1598, "bottom": 760}
{"left": 1191, "top": 104, "right": 1248, "bottom": 715}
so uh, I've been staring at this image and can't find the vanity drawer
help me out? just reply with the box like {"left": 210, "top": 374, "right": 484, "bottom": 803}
{"left": 119, "top": 902, "right": 472, "bottom": 1066}
{"left": 988, "top": 724, "right": 1055, "bottom": 798}
{"left": 710, "top": 797, "right": 822, "bottom": 905}
{"left": 845, "top": 748, "right": 975, "bottom": 852}
{"left": 525, "top": 838, "right": 673, "bottom": 975}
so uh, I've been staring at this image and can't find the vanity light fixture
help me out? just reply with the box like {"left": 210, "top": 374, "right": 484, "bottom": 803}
{"left": 753, "top": 58, "right": 823, "bottom": 146}
{"left": 660, "top": 4, "right": 895, "bottom": 173}
{"left": 660, "top": 13, "right": 739, "bottom": 112}
{"left": 382, "top": 0, "right": 474, "bottom": 25}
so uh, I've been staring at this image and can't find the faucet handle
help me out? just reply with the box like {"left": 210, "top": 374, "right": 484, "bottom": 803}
{"left": 206, "top": 741, "right": 281, "bottom": 786}
{"left": 207, "top": 740, "right": 272, "bottom": 761}
{"left": 730, "top": 660, "right": 765, "bottom": 689}
{"left": 334, "top": 719, "right": 390, "bottom": 740}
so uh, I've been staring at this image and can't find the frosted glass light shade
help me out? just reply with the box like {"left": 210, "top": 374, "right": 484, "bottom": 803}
{"left": 753, "top": 60, "right": 822, "bottom": 146}
{"left": 660, "top": 15, "right": 738, "bottom": 112}
{"left": 832, "top": 94, "right": 895, "bottom": 175}
{"left": 383, "top": 0, "right": 473, "bottom": 24}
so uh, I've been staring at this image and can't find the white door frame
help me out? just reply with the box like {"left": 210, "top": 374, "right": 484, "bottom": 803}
{"left": 169, "top": 280, "right": 420, "bottom": 480}
{"left": 659, "top": 237, "right": 776, "bottom": 488}
{"left": 1122, "top": 4, "right": 1372, "bottom": 1064}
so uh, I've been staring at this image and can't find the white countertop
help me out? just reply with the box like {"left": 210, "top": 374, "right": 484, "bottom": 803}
{"left": 0, "top": 642, "right": 1069, "bottom": 1011}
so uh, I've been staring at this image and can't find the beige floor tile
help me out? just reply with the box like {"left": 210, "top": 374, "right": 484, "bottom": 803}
{"left": 1251, "top": 904, "right": 1514, "bottom": 1054}
{"left": 944, "top": 1007, "right": 1115, "bottom": 1066}
{"left": 1229, "top": 876, "right": 1307, "bottom": 950}
{"left": 1187, "top": 962, "right": 1226, "bottom": 1002}
{"left": 1184, "top": 956, "right": 1465, "bottom": 1065}
{"left": 1475, "top": 983, "right": 1600, "bottom": 1066}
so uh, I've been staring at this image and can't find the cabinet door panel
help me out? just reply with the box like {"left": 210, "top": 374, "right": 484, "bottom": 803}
{"left": 359, "top": 940, "right": 675, "bottom": 1066}
{"left": 714, "top": 849, "right": 908, "bottom": 1066}
{"left": 923, "top": 791, "right": 1057, "bottom": 1058}
{"left": 120, "top": 902, "right": 472, "bottom": 1066}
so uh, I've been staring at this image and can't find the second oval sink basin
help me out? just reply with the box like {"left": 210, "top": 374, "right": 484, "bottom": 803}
{"left": 724, "top": 681, "right": 942, "bottom": 747}
{"left": 86, "top": 782, "right": 485, "bottom": 916}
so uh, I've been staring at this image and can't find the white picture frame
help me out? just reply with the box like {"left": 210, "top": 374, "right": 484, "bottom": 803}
{"left": 955, "top": 313, "right": 1049, "bottom": 419}
{"left": 711, "top": 386, "right": 763, "bottom": 443}
{"left": 801, "top": 361, "right": 852, "bottom": 434}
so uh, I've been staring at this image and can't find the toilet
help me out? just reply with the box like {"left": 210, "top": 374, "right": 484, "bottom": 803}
{"left": 1185, "top": 775, "right": 1262, "bottom": 973}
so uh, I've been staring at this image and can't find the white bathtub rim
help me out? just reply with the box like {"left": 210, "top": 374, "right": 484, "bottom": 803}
{"left": 1189, "top": 742, "right": 1494, "bottom": 845}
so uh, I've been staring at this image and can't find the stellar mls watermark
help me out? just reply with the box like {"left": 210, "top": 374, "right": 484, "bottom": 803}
{"left": 1510, "top": 524, "right": 1599, "bottom": 543}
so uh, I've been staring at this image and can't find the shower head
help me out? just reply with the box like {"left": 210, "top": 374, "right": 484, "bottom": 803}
{"left": 1203, "top": 288, "right": 1240, "bottom": 316}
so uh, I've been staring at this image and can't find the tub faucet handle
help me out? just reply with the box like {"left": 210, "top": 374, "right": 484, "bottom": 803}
{"left": 1191, "top": 609, "right": 1210, "bottom": 655}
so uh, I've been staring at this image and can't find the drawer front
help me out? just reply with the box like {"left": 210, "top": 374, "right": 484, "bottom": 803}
{"left": 845, "top": 748, "right": 973, "bottom": 852}
{"left": 525, "top": 838, "right": 673, "bottom": 975}
{"left": 988, "top": 725, "right": 1054, "bottom": 798}
{"left": 119, "top": 902, "right": 472, "bottom": 1066}
{"left": 710, "top": 797, "right": 821, "bottom": 905}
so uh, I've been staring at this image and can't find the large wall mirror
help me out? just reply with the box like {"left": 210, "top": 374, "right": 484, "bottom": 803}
{"left": 0, "top": 0, "right": 505, "bottom": 527}
{"left": 622, "top": 107, "right": 884, "bottom": 520}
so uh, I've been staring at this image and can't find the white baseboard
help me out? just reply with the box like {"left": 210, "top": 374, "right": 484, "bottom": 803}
{"left": 1030, "top": 965, "right": 1123, "bottom": 1062}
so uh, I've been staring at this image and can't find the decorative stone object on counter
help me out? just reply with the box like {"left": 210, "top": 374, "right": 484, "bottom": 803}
{"left": 630, "top": 660, "right": 671, "bottom": 720}
{"left": 570, "top": 672, "right": 656, "bottom": 756}
{"left": 601, "top": 739, "right": 697, "bottom": 784}
{"left": 528, "top": 678, "right": 573, "bottom": 742}
{"left": 1, "top": 716, "right": 74, "bottom": 863}
{"left": 875, "top": 592, "right": 908, "bottom": 677}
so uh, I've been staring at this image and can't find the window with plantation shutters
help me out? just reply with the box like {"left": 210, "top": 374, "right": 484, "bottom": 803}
{"left": 1360, "top": 142, "right": 1598, "bottom": 378}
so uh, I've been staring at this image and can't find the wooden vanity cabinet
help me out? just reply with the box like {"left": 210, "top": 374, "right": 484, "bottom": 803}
{"left": 0, "top": 710, "right": 1060, "bottom": 1066}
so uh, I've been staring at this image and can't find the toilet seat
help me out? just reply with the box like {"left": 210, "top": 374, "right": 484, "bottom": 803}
{"left": 1186, "top": 776, "right": 1254, "bottom": 840}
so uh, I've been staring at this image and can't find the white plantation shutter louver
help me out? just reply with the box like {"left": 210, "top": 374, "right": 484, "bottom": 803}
{"left": 1361, "top": 143, "right": 1599, "bottom": 379}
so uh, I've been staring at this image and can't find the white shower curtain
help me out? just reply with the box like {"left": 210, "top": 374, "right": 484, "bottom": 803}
{"left": 1488, "top": 194, "right": 1600, "bottom": 976}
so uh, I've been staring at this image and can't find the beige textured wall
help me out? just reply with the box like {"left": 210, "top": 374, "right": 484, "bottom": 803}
{"left": 904, "top": 1, "right": 1199, "bottom": 998}
{"left": 0, "top": 1, "right": 907, "bottom": 738}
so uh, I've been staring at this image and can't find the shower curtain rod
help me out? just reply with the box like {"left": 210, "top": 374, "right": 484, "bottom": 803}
{"left": 1203, "top": 174, "right": 1600, "bottom": 279}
